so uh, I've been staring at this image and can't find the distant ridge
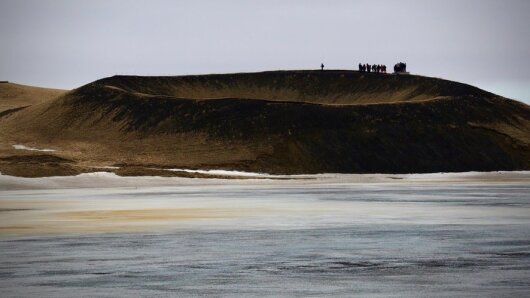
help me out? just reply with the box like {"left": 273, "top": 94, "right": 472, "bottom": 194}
{"left": 0, "top": 82, "right": 67, "bottom": 113}
{"left": 0, "top": 70, "right": 529, "bottom": 177}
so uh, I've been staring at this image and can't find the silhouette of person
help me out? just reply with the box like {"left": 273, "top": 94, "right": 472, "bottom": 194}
{"left": 358, "top": 63, "right": 362, "bottom": 72}
{"left": 367, "top": 63, "right": 371, "bottom": 73}
{"left": 372, "top": 64, "right": 376, "bottom": 73}
{"left": 321, "top": 63, "right": 324, "bottom": 71}
{"left": 376, "top": 65, "right": 381, "bottom": 73}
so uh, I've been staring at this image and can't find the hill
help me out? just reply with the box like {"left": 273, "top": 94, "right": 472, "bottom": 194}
{"left": 0, "top": 82, "right": 67, "bottom": 113}
{"left": 0, "top": 70, "right": 529, "bottom": 177}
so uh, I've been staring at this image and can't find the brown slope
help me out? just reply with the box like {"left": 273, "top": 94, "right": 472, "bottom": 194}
{"left": 0, "top": 70, "right": 529, "bottom": 177}
{"left": 0, "top": 82, "right": 67, "bottom": 113}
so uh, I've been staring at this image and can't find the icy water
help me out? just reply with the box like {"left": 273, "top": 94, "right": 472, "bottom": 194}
{"left": 1, "top": 176, "right": 530, "bottom": 297}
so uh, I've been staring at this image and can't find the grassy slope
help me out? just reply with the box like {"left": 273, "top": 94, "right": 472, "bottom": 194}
{"left": 0, "top": 82, "right": 67, "bottom": 113}
{"left": 0, "top": 70, "right": 529, "bottom": 176}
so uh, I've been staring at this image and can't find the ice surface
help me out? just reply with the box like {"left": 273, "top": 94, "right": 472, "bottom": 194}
{"left": 1, "top": 172, "right": 529, "bottom": 296}
{"left": 12, "top": 144, "right": 56, "bottom": 152}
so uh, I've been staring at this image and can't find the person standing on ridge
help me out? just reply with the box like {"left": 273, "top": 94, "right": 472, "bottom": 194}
{"left": 358, "top": 63, "right": 363, "bottom": 72}
{"left": 321, "top": 63, "right": 324, "bottom": 71}
{"left": 367, "top": 63, "right": 371, "bottom": 73}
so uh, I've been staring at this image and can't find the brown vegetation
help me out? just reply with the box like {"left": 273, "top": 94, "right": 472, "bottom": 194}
{"left": 0, "top": 82, "right": 66, "bottom": 112}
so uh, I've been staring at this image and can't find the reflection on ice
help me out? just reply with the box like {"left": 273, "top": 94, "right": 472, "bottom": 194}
{"left": 0, "top": 172, "right": 529, "bottom": 235}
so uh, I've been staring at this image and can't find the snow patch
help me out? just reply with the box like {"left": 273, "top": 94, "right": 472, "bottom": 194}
{"left": 92, "top": 166, "right": 121, "bottom": 169}
{"left": 12, "top": 144, "right": 56, "bottom": 152}
{"left": 168, "top": 168, "right": 281, "bottom": 178}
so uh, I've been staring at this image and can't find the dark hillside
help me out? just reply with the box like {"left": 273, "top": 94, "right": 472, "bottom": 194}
{"left": 87, "top": 70, "right": 494, "bottom": 105}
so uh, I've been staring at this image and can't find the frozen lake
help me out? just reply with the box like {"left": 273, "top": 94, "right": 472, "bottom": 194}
{"left": 1, "top": 172, "right": 529, "bottom": 297}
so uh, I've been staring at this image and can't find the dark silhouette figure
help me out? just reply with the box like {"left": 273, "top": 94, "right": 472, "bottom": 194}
{"left": 356, "top": 63, "right": 388, "bottom": 74}
{"left": 321, "top": 63, "right": 324, "bottom": 71}
{"left": 357, "top": 62, "right": 390, "bottom": 74}
{"left": 394, "top": 62, "right": 407, "bottom": 73}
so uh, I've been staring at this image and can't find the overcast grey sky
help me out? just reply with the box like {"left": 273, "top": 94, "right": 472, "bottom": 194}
{"left": 1, "top": 0, "right": 529, "bottom": 103}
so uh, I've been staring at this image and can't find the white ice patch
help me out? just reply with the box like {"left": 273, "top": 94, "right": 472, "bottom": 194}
{"left": 12, "top": 144, "right": 56, "bottom": 152}
{"left": 92, "top": 166, "right": 121, "bottom": 169}
{"left": 168, "top": 168, "right": 280, "bottom": 178}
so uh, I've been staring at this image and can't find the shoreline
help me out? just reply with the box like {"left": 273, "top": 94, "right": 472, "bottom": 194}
{"left": 1, "top": 170, "right": 529, "bottom": 191}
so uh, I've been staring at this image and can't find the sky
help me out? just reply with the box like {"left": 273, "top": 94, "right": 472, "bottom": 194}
{"left": 1, "top": 0, "right": 529, "bottom": 104}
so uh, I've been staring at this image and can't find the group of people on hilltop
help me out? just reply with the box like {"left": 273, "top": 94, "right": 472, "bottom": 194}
{"left": 358, "top": 63, "right": 386, "bottom": 73}
{"left": 319, "top": 62, "right": 400, "bottom": 74}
